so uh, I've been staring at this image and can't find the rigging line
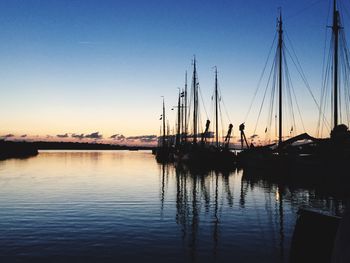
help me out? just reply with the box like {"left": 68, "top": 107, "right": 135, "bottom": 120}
{"left": 283, "top": 50, "right": 300, "bottom": 134}
{"left": 266, "top": 58, "right": 277, "bottom": 142}
{"left": 339, "top": 41, "right": 345, "bottom": 124}
{"left": 283, "top": 50, "right": 293, "bottom": 131}
{"left": 318, "top": 22, "right": 330, "bottom": 135}
{"left": 339, "top": 0, "right": 350, "bottom": 24}
{"left": 321, "top": 12, "right": 330, "bottom": 98}
{"left": 319, "top": 40, "right": 333, "bottom": 136}
{"left": 210, "top": 91, "right": 215, "bottom": 144}
{"left": 290, "top": 87, "right": 302, "bottom": 134}
{"left": 321, "top": 42, "right": 332, "bottom": 101}
{"left": 218, "top": 86, "right": 232, "bottom": 124}
{"left": 214, "top": 79, "right": 225, "bottom": 144}
{"left": 187, "top": 69, "right": 194, "bottom": 135}
{"left": 217, "top": 96, "right": 224, "bottom": 141}
{"left": 210, "top": 90, "right": 215, "bottom": 117}
{"left": 198, "top": 85, "right": 209, "bottom": 119}
{"left": 285, "top": 0, "right": 325, "bottom": 21}
{"left": 198, "top": 110, "right": 203, "bottom": 134}
{"left": 283, "top": 39, "right": 331, "bottom": 132}
{"left": 341, "top": 33, "right": 350, "bottom": 65}
{"left": 290, "top": 76, "right": 306, "bottom": 133}
{"left": 244, "top": 32, "right": 278, "bottom": 122}
{"left": 282, "top": 44, "right": 305, "bottom": 133}
{"left": 211, "top": 91, "right": 217, "bottom": 144}
{"left": 272, "top": 69, "right": 278, "bottom": 143}
{"left": 342, "top": 52, "right": 350, "bottom": 126}
{"left": 317, "top": 0, "right": 332, "bottom": 136}
{"left": 254, "top": 51, "right": 278, "bottom": 135}
{"left": 343, "top": 53, "right": 350, "bottom": 126}
{"left": 340, "top": 33, "right": 346, "bottom": 125}
{"left": 340, "top": 32, "right": 350, "bottom": 126}
{"left": 340, "top": 60, "right": 349, "bottom": 126}
{"left": 322, "top": 49, "right": 332, "bottom": 136}
{"left": 284, "top": 33, "right": 322, "bottom": 111}
{"left": 265, "top": 86, "right": 275, "bottom": 142}
{"left": 340, "top": 34, "right": 350, "bottom": 125}
{"left": 219, "top": 103, "right": 225, "bottom": 145}
{"left": 346, "top": 76, "right": 350, "bottom": 127}
{"left": 326, "top": 0, "right": 332, "bottom": 26}
{"left": 266, "top": 71, "right": 275, "bottom": 140}
{"left": 281, "top": 47, "right": 293, "bottom": 137}
{"left": 341, "top": 31, "right": 350, "bottom": 78}
{"left": 341, "top": 63, "right": 346, "bottom": 125}
{"left": 255, "top": 52, "right": 278, "bottom": 139}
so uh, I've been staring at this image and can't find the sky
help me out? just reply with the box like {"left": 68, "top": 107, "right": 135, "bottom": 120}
{"left": 0, "top": 0, "right": 350, "bottom": 145}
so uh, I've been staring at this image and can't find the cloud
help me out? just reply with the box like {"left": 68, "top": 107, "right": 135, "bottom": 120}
{"left": 72, "top": 133, "right": 85, "bottom": 139}
{"left": 110, "top": 134, "right": 126, "bottom": 140}
{"left": 249, "top": 134, "right": 259, "bottom": 139}
{"left": 85, "top": 132, "right": 102, "bottom": 139}
{"left": 57, "top": 133, "right": 69, "bottom": 138}
{"left": 2, "top": 134, "right": 14, "bottom": 138}
{"left": 126, "top": 135, "right": 157, "bottom": 143}
{"left": 21, "top": 134, "right": 27, "bottom": 138}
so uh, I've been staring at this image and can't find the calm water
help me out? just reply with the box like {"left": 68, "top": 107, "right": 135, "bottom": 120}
{"left": 0, "top": 150, "right": 345, "bottom": 262}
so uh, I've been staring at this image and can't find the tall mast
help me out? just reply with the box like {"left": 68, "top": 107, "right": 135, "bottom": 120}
{"left": 162, "top": 97, "right": 166, "bottom": 147}
{"left": 332, "top": 0, "right": 340, "bottom": 129}
{"left": 215, "top": 67, "right": 219, "bottom": 148}
{"left": 193, "top": 57, "right": 198, "bottom": 143}
{"left": 278, "top": 12, "right": 283, "bottom": 145}
{"left": 184, "top": 71, "right": 188, "bottom": 141}
{"left": 176, "top": 89, "right": 181, "bottom": 146}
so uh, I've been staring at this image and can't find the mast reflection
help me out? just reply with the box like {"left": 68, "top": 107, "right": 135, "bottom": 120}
{"left": 158, "top": 162, "right": 345, "bottom": 263}
{"left": 159, "top": 163, "right": 236, "bottom": 260}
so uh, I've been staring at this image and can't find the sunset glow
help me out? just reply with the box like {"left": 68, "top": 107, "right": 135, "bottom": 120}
{"left": 0, "top": 0, "right": 348, "bottom": 145}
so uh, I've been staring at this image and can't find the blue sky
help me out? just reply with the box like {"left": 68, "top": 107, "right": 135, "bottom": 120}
{"left": 0, "top": 0, "right": 349, "bottom": 143}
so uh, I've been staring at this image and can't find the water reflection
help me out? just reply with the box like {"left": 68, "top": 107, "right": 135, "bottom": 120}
{"left": 0, "top": 151, "right": 346, "bottom": 263}
{"left": 159, "top": 164, "right": 236, "bottom": 261}
{"left": 242, "top": 170, "right": 346, "bottom": 216}
{"left": 158, "top": 162, "right": 346, "bottom": 262}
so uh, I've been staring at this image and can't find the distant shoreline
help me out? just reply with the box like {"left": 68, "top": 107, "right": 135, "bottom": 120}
{"left": 0, "top": 140, "right": 38, "bottom": 160}
{"left": 0, "top": 140, "right": 155, "bottom": 160}
{"left": 32, "top": 141, "right": 155, "bottom": 151}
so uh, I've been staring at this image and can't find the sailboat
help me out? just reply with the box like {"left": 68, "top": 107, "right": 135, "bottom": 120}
{"left": 240, "top": 1, "right": 350, "bottom": 180}
{"left": 155, "top": 97, "right": 173, "bottom": 162}
{"left": 237, "top": 10, "right": 323, "bottom": 172}
{"left": 173, "top": 60, "right": 236, "bottom": 169}
{"left": 238, "top": 11, "right": 296, "bottom": 169}
{"left": 173, "top": 57, "right": 213, "bottom": 165}
{"left": 308, "top": 0, "right": 350, "bottom": 169}
{"left": 210, "top": 67, "right": 236, "bottom": 166}
{"left": 288, "top": 0, "right": 350, "bottom": 175}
